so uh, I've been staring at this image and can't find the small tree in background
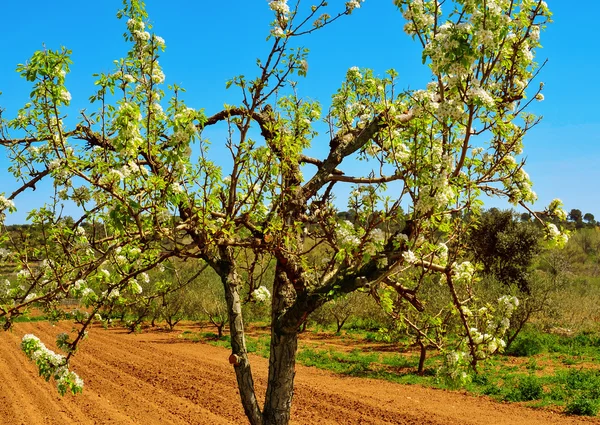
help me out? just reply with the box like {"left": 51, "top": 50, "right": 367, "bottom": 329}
{"left": 584, "top": 213, "right": 596, "bottom": 226}
{"left": 468, "top": 208, "right": 544, "bottom": 293}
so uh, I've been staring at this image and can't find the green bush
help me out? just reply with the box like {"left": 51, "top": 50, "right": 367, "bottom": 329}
{"left": 507, "top": 333, "right": 545, "bottom": 357}
{"left": 566, "top": 397, "right": 599, "bottom": 416}
{"left": 505, "top": 375, "right": 543, "bottom": 402}
{"left": 572, "top": 332, "right": 598, "bottom": 347}
{"left": 563, "top": 369, "right": 600, "bottom": 398}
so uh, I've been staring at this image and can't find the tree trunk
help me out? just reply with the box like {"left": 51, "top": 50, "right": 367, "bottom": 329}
{"left": 217, "top": 248, "right": 263, "bottom": 425}
{"left": 263, "top": 329, "right": 298, "bottom": 425}
{"left": 417, "top": 336, "right": 426, "bottom": 375}
{"left": 262, "top": 262, "right": 301, "bottom": 425}
{"left": 336, "top": 318, "right": 347, "bottom": 334}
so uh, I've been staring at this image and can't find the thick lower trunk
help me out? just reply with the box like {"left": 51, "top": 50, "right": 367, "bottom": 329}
{"left": 263, "top": 330, "right": 298, "bottom": 425}
{"left": 262, "top": 263, "right": 301, "bottom": 425}
{"left": 217, "top": 250, "right": 263, "bottom": 425}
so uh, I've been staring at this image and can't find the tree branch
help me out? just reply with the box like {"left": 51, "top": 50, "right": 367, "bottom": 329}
{"left": 326, "top": 173, "right": 403, "bottom": 184}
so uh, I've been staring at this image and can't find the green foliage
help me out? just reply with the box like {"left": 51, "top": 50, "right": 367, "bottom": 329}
{"left": 566, "top": 397, "right": 600, "bottom": 416}
{"left": 297, "top": 348, "right": 379, "bottom": 376}
{"left": 468, "top": 208, "right": 543, "bottom": 293}
{"left": 504, "top": 375, "right": 543, "bottom": 402}
{"left": 506, "top": 332, "right": 545, "bottom": 357}
{"left": 561, "top": 369, "right": 600, "bottom": 396}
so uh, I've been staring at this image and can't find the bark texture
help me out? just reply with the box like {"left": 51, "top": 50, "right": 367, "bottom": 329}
{"left": 262, "top": 262, "right": 301, "bottom": 425}
{"left": 217, "top": 248, "right": 263, "bottom": 425}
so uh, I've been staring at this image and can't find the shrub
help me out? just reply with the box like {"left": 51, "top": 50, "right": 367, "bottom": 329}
{"left": 563, "top": 369, "right": 600, "bottom": 397}
{"left": 505, "top": 375, "right": 543, "bottom": 402}
{"left": 507, "top": 332, "right": 545, "bottom": 357}
{"left": 566, "top": 397, "right": 599, "bottom": 416}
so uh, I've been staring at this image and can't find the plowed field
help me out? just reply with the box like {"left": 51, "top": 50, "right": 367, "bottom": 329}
{"left": 1, "top": 322, "right": 599, "bottom": 425}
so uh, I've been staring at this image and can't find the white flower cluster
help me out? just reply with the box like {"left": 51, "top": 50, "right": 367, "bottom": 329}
{"left": 59, "top": 89, "right": 72, "bottom": 105}
{"left": 336, "top": 220, "right": 361, "bottom": 248}
{"left": 546, "top": 223, "right": 560, "bottom": 239}
{"left": 252, "top": 286, "right": 271, "bottom": 303}
{"left": 462, "top": 294, "right": 520, "bottom": 361}
{"left": 467, "top": 86, "right": 495, "bottom": 108}
{"left": 72, "top": 279, "right": 84, "bottom": 291}
{"left": 401, "top": 0, "right": 435, "bottom": 35}
{"left": 416, "top": 173, "right": 455, "bottom": 213}
{"left": 129, "top": 280, "right": 143, "bottom": 295}
{"left": 468, "top": 327, "right": 506, "bottom": 355}
{"left": 127, "top": 19, "right": 150, "bottom": 43}
{"left": 369, "top": 228, "right": 385, "bottom": 243}
{"left": 423, "top": 21, "right": 475, "bottom": 76}
{"left": 153, "top": 35, "right": 166, "bottom": 48}
{"left": 436, "top": 243, "right": 448, "bottom": 265}
{"left": 345, "top": 0, "right": 364, "bottom": 13}
{"left": 80, "top": 287, "right": 96, "bottom": 306}
{"left": 119, "top": 161, "right": 147, "bottom": 179}
{"left": 403, "top": 250, "right": 417, "bottom": 264}
{"left": 17, "top": 268, "right": 32, "bottom": 281}
{"left": 544, "top": 223, "right": 568, "bottom": 245}
{"left": 547, "top": 198, "right": 568, "bottom": 221}
{"left": 347, "top": 66, "right": 362, "bottom": 80}
{"left": 21, "top": 334, "right": 84, "bottom": 395}
{"left": 436, "top": 99, "right": 465, "bottom": 121}
{"left": 269, "top": 0, "right": 289, "bottom": 15}
{"left": 0, "top": 195, "right": 15, "bottom": 212}
{"left": 453, "top": 261, "right": 475, "bottom": 283}
{"left": 170, "top": 107, "right": 199, "bottom": 147}
{"left": 0, "top": 279, "right": 10, "bottom": 297}
{"left": 102, "top": 287, "right": 120, "bottom": 300}
{"left": 271, "top": 27, "right": 285, "bottom": 38}
{"left": 99, "top": 169, "right": 125, "bottom": 186}
{"left": 0, "top": 248, "right": 10, "bottom": 260}
{"left": 497, "top": 295, "right": 519, "bottom": 316}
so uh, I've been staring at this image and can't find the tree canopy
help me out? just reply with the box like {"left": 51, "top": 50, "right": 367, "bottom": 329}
{"left": 0, "top": 1, "right": 565, "bottom": 424}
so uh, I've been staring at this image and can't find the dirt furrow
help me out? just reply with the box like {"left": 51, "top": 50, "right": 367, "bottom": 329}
{"left": 18, "top": 322, "right": 240, "bottom": 424}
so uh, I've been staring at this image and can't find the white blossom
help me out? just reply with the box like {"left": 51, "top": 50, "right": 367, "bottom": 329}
{"left": 130, "top": 281, "right": 143, "bottom": 295}
{"left": 59, "top": 90, "right": 72, "bottom": 104}
{"left": 271, "top": 27, "right": 285, "bottom": 38}
{"left": 336, "top": 221, "right": 361, "bottom": 248}
{"left": 269, "top": 0, "right": 290, "bottom": 17}
{"left": 252, "top": 286, "right": 271, "bottom": 303}
{"left": 403, "top": 250, "right": 417, "bottom": 264}
{"left": 346, "top": 0, "right": 363, "bottom": 13}
{"left": 0, "top": 248, "right": 10, "bottom": 259}
{"left": 546, "top": 223, "right": 560, "bottom": 239}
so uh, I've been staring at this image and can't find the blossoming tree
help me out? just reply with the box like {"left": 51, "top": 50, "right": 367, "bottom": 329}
{"left": 0, "top": 0, "right": 564, "bottom": 424}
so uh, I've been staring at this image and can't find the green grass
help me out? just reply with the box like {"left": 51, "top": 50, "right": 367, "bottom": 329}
{"left": 0, "top": 314, "right": 48, "bottom": 324}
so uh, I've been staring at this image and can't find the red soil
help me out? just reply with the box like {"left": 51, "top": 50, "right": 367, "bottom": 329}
{"left": 1, "top": 322, "right": 599, "bottom": 425}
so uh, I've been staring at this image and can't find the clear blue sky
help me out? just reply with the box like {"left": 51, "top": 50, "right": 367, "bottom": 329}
{"left": 1, "top": 1, "right": 599, "bottom": 224}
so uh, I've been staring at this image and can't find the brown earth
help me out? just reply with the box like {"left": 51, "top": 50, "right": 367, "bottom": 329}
{"left": 1, "top": 322, "right": 599, "bottom": 425}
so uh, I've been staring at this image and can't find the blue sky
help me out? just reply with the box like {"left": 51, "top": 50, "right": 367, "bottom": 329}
{"left": 1, "top": 1, "right": 599, "bottom": 223}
